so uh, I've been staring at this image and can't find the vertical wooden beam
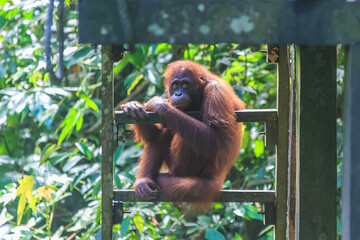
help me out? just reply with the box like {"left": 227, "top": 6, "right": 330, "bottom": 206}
{"left": 342, "top": 43, "right": 360, "bottom": 240}
{"left": 288, "top": 46, "right": 297, "bottom": 240}
{"left": 295, "top": 46, "right": 337, "bottom": 240}
{"left": 101, "top": 45, "right": 114, "bottom": 240}
{"left": 275, "top": 45, "right": 289, "bottom": 240}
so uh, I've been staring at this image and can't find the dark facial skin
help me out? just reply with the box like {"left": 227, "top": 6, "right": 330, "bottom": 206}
{"left": 121, "top": 68, "right": 203, "bottom": 121}
{"left": 169, "top": 68, "right": 198, "bottom": 111}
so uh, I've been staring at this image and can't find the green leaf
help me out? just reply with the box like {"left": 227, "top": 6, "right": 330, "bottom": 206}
{"left": 114, "top": 174, "right": 122, "bottom": 188}
{"left": 63, "top": 155, "right": 82, "bottom": 172}
{"left": 120, "top": 216, "right": 131, "bottom": 237}
{"left": 234, "top": 86, "right": 257, "bottom": 96}
{"left": 127, "top": 73, "right": 143, "bottom": 95}
{"left": 41, "top": 144, "right": 60, "bottom": 164}
{"left": 146, "top": 69, "right": 157, "bottom": 85}
{"left": 75, "top": 111, "right": 84, "bottom": 131}
{"left": 0, "top": 208, "right": 13, "bottom": 227}
{"left": 205, "top": 228, "right": 225, "bottom": 240}
{"left": 259, "top": 225, "right": 273, "bottom": 237}
{"left": 64, "top": 47, "right": 93, "bottom": 66}
{"left": 337, "top": 217, "right": 342, "bottom": 235}
{"left": 43, "top": 87, "right": 71, "bottom": 98}
{"left": 93, "top": 180, "right": 101, "bottom": 198}
{"left": 0, "top": 87, "right": 22, "bottom": 96}
{"left": 20, "top": 106, "right": 29, "bottom": 123}
{"left": 114, "top": 54, "right": 129, "bottom": 76}
{"left": 58, "top": 123, "right": 73, "bottom": 146}
{"left": 84, "top": 97, "right": 99, "bottom": 112}
{"left": 57, "top": 109, "right": 79, "bottom": 145}
{"left": 128, "top": 46, "right": 147, "bottom": 69}
{"left": 244, "top": 204, "right": 263, "bottom": 221}
{"left": 11, "top": 68, "right": 24, "bottom": 83}
{"left": 75, "top": 142, "right": 92, "bottom": 159}
{"left": 197, "top": 215, "right": 210, "bottom": 226}
{"left": 124, "top": 72, "right": 141, "bottom": 90}
{"left": 213, "top": 203, "right": 223, "bottom": 210}
{"left": 49, "top": 152, "right": 72, "bottom": 165}
{"left": 15, "top": 175, "right": 34, "bottom": 225}
{"left": 234, "top": 208, "right": 244, "bottom": 217}
{"left": 133, "top": 214, "right": 145, "bottom": 233}
{"left": 254, "top": 139, "right": 265, "bottom": 158}
{"left": 232, "top": 233, "right": 243, "bottom": 240}
{"left": 113, "top": 145, "right": 124, "bottom": 163}
{"left": 186, "top": 227, "right": 199, "bottom": 235}
{"left": 10, "top": 92, "right": 27, "bottom": 114}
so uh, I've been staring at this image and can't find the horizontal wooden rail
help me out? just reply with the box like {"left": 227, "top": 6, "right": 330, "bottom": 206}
{"left": 113, "top": 189, "right": 276, "bottom": 203}
{"left": 115, "top": 109, "right": 277, "bottom": 124}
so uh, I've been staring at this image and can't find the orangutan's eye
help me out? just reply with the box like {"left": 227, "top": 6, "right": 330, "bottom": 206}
{"left": 182, "top": 82, "right": 189, "bottom": 89}
{"left": 172, "top": 82, "right": 178, "bottom": 90}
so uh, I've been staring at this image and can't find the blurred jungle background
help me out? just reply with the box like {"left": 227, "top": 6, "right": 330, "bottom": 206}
{"left": 0, "top": 0, "right": 343, "bottom": 239}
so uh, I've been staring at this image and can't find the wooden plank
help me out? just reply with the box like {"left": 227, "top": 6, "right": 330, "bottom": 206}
{"left": 295, "top": 46, "right": 337, "bottom": 240}
{"left": 265, "top": 121, "right": 278, "bottom": 146}
{"left": 101, "top": 45, "right": 115, "bottom": 240}
{"left": 275, "top": 45, "right": 289, "bottom": 240}
{"left": 113, "top": 189, "right": 275, "bottom": 203}
{"left": 342, "top": 44, "right": 360, "bottom": 240}
{"left": 288, "top": 45, "right": 297, "bottom": 240}
{"left": 78, "top": 0, "right": 360, "bottom": 45}
{"left": 115, "top": 109, "right": 277, "bottom": 124}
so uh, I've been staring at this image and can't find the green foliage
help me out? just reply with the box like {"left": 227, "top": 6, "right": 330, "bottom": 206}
{"left": 206, "top": 228, "right": 225, "bottom": 240}
{"left": 0, "top": 0, "right": 344, "bottom": 239}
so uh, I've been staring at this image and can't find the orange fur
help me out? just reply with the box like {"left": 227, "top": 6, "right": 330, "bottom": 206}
{"left": 132, "top": 60, "right": 245, "bottom": 211}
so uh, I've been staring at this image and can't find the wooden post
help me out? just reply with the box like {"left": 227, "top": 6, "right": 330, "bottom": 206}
{"left": 101, "top": 45, "right": 114, "bottom": 240}
{"left": 295, "top": 46, "right": 337, "bottom": 240}
{"left": 275, "top": 45, "right": 289, "bottom": 240}
{"left": 288, "top": 46, "right": 297, "bottom": 240}
{"left": 342, "top": 44, "right": 360, "bottom": 240}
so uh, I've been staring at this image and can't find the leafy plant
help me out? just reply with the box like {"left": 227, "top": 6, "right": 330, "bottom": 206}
{"left": 0, "top": 0, "right": 344, "bottom": 239}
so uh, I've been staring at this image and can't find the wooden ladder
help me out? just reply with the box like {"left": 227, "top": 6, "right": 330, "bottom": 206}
{"left": 101, "top": 45, "right": 289, "bottom": 239}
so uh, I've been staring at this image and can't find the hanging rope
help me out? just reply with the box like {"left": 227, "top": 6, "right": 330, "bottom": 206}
{"left": 45, "top": 0, "right": 65, "bottom": 81}
{"left": 55, "top": 0, "right": 64, "bottom": 79}
{"left": 45, "top": 0, "right": 54, "bottom": 73}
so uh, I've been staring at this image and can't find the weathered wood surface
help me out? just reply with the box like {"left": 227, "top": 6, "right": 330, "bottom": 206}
{"left": 79, "top": 0, "right": 360, "bottom": 45}
{"left": 115, "top": 109, "right": 277, "bottom": 124}
{"left": 113, "top": 189, "right": 276, "bottom": 203}
{"left": 295, "top": 46, "right": 337, "bottom": 240}
{"left": 288, "top": 45, "right": 297, "bottom": 240}
{"left": 101, "top": 45, "right": 115, "bottom": 240}
{"left": 342, "top": 44, "right": 360, "bottom": 240}
{"left": 274, "top": 45, "right": 289, "bottom": 240}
